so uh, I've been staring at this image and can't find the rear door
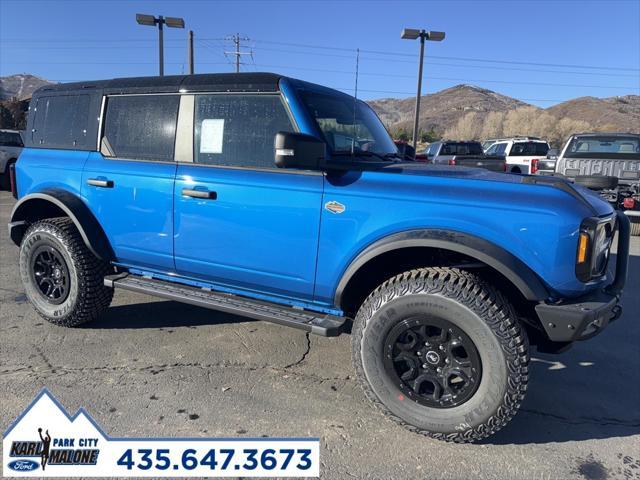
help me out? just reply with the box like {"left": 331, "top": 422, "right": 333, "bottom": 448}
{"left": 81, "top": 94, "right": 179, "bottom": 270}
{"left": 173, "top": 93, "right": 323, "bottom": 302}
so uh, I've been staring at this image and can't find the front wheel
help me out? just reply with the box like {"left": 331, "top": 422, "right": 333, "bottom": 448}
{"left": 352, "top": 267, "right": 529, "bottom": 443}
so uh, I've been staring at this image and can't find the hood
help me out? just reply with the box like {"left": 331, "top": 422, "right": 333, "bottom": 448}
{"left": 382, "top": 163, "right": 614, "bottom": 217}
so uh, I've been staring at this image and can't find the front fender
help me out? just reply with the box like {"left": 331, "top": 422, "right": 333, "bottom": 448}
{"left": 9, "top": 189, "right": 114, "bottom": 261}
{"left": 333, "top": 229, "right": 550, "bottom": 305}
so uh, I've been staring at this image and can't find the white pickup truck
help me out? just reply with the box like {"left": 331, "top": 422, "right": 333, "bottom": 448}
{"left": 555, "top": 132, "right": 640, "bottom": 235}
{"left": 484, "top": 137, "right": 550, "bottom": 174}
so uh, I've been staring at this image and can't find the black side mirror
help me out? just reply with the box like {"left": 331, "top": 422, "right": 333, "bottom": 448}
{"left": 274, "top": 132, "right": 326, "bottom": 170}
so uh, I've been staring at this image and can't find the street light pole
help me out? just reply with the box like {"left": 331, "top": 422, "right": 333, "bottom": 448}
{"left": 158, "top": 15, "right": 164, "bottom": 76}
{"left": 401, "top": 28, "right": 445, "bottom": 153}
{"left": 412, "top": 34, "right": 425, "bottom": 153}
{"left": 136, "top": 14, "right": 185, "bottom": 77}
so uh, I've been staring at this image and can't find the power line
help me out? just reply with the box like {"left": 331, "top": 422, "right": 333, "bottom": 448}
{"left": 241, "top": 63, "right": 637, "bottom": 90}
{"left": 240, "top": 38, "right": 640, "bottom": 72}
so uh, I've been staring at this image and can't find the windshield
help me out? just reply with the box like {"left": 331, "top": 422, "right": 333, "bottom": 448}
{"left": 299, "top": 90, "right": 397, "bottom": 156}
{"left": 565, "top": 135, "right": 640, "bottom": 159}
{"left": 441, "top": 142, "right": 484, "bottom": 155}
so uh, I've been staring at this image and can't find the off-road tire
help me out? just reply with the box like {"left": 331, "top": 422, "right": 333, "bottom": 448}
{"left": 630, "top": 217, "right": 640, "bottom": 236}
{"left": 19, "top": 217, "right": 113, "bottom": 326}
{"left": 574, "top": 175, "right": 618, "bottom": 190}
{"left": 352, "top": 267, "right": 529, "bottom": 443}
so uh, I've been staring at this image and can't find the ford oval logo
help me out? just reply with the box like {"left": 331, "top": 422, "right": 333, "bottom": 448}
{"left": 8, "top": 459, "right": 39, "bottom": 471}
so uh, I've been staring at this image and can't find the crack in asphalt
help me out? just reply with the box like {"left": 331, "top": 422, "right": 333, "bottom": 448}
{"left": 0, "top": 353, "right": 351, "bottom": 385}
{"left": 520, "top": 408, "right": 640, "bottom": 428}
{"left": 284, "top": 332, "right": 312, "bottom": 369}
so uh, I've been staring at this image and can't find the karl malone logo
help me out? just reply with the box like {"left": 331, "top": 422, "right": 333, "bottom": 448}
{"left": 9, "top": 427, "right": 99, "bottom": 471}
{"left": 4, "top": 389, "right": 103, "bottom": 474}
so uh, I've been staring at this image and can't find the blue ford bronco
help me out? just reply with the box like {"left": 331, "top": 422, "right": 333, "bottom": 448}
{"left": 8, "top": 73, "right": 630, "bottom": 442}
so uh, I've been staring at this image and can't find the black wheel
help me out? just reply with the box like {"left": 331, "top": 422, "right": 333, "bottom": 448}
{"left": 574, "top": 175, "right": 618, "bottom": 190}
{"left": 19, "top": 217, "right": 114, "bottom": 326}
{"left": 352, "top": 267, "right": 529, "bottom": 443}
{"left": 631, "top": 217, "right": 640, "bottom": 236}
{"left": 510, "top": 166, "right": 522, "bottom": 174}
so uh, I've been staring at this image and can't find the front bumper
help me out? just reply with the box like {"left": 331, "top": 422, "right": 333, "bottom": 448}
{"left": 535, "top": 211, "right": 630, "bottom": 342}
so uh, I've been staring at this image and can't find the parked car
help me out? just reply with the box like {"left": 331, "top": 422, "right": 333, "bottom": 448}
{"left": 422, "top": 140, "right": 506, "bottom": 171}
{"left": 9, "top": 73, "right": 630, "bottom": 443}
{"left": 0, "top": 129, "right": 24, "bottom": 190}
{"left": 484, "top": 137, "right": 550, "bottom": 174}
{"left": 538, "top": 148, "right": 559, "bottom": 175}
{"left": 555, "top": 132, "right": 640, "bottom": 235}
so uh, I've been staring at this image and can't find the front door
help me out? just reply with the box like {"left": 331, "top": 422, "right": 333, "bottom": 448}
{"left": 82, "top": 94, "right": 179, "bottom": 270}
{"left": 173, "top": 93, "right": 323, "bottom": 302}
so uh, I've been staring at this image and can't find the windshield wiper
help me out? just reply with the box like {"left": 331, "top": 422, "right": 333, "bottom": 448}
{"left": 332, "top": 150, "right": 394, "bottom": 162}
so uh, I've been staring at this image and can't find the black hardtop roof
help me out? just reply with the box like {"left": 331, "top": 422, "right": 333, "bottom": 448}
{"left": 33, "top": 72, "right": 285, "bottom": 96}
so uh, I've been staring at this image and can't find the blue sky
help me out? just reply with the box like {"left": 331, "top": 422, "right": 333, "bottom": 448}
{"left": 1, "top": 0, "right": 639, "bottom": 107}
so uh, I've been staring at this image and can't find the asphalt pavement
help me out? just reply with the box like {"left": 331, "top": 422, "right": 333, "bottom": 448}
{"left": 1, "top": 190, "right": 639, "bottom": 480}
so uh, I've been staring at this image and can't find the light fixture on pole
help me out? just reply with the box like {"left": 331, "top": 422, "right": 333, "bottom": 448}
{"left": 401, "top": 28, "right": 445, "bottom": 152}
{"left": 136, "top": 14, "right": 185, "bottom": 76}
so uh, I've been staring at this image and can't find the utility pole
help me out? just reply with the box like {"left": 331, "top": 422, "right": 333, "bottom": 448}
{"left": 225, "top": 34, "right": 252, "bottom": 73}
{"left": 234, "top": 33, "right": 240, "bottom": 73}
{"left": 188, "top": 30, "right": 194, "bottom": 74}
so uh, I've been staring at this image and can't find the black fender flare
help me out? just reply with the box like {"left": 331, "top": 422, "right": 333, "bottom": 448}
{"left": 334, "top": 229, "right": 550, "bottom": 305}
{"left": 8, "top": 189, "right": 114, "bottom": 261}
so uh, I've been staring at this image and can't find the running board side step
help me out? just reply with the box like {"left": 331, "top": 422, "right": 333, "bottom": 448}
{"left": 104, "top": 273, "right": 346, "bottom": 337}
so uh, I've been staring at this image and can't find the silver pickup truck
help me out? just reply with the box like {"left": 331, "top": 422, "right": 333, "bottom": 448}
{"left": 422, "top": 140, "right": 506, "bottom": 172}
{"left": 556, "top": 132, "right": 640, "bottom": 235}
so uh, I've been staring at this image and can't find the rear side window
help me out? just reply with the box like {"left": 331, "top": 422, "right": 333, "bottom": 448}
{"left": 193, "top": 94, "right": 294, "bottom": 168}
{"left": 0, "top": 131, "right": 23, "bottom": 147}
{"left": 440, "top": 142, "right": 483, "bottom": 155}
{"left": 32, "top": 95, "right": 90, "bottom": 149}
{"left": 509, "top": 142, "right": 549, "bottom": 156}
{"left": 102, "top": 95, "right": 179, "bottom": 161}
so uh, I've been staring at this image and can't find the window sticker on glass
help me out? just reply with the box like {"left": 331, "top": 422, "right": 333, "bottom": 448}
{"left": 200, "top": 119, "right": 225, "bottom": 154}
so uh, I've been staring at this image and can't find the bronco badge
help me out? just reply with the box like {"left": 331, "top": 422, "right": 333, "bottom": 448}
{"left": 324, "top": 201, "right": 346, "bottom": 214}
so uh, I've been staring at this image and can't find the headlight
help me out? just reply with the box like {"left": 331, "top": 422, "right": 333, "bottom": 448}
{"left": 575, "top": 216, "right": 615, "bottom": 282}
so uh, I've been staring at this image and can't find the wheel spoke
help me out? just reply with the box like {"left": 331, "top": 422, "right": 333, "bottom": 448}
{"left": 384, "top": 316, "right": 482, "bottom": 409}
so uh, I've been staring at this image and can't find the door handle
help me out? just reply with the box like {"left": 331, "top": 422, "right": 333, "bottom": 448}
{"left": 182, "top": 188, "right": 217, "bottom": 200}
{"left": 87, "top": 178, "right": 114, "bottom": 188}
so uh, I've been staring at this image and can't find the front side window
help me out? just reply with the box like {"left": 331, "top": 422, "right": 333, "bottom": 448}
{"left": 486, "top": 142, "right": 507, "bottom": 155}
{"left": 299, "top": 90, "right": 397, "bottom": 157}
{"left": 194, "top": 94, "right": 294, "bottom": 168}
{"left": 102, "top": 95, "right": 179, "bottom": 161}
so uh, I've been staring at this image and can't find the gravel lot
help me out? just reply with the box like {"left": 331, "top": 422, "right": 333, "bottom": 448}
{"left": 1, "top": 189, "right": 639, "bottom": 480}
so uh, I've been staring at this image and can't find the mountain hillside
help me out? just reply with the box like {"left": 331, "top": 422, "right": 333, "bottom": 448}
{"left": 369, "top": 84, "right": 530, "bottom": 134}
{"left": 0, "top": 74, "right": 53, "bottom": 100}
{"left": 368, "top": 86, "right": 640, "bottom": 136}
{"left": 546, "top": 95, "right": 640, "bottom": 132}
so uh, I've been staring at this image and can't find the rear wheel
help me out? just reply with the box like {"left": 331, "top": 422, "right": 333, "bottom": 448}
{"left": 352, "top": 267, "right": 529, "bottom": 442}
{"left": 19, "top": 217, "right": 113, "bottom": 326}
